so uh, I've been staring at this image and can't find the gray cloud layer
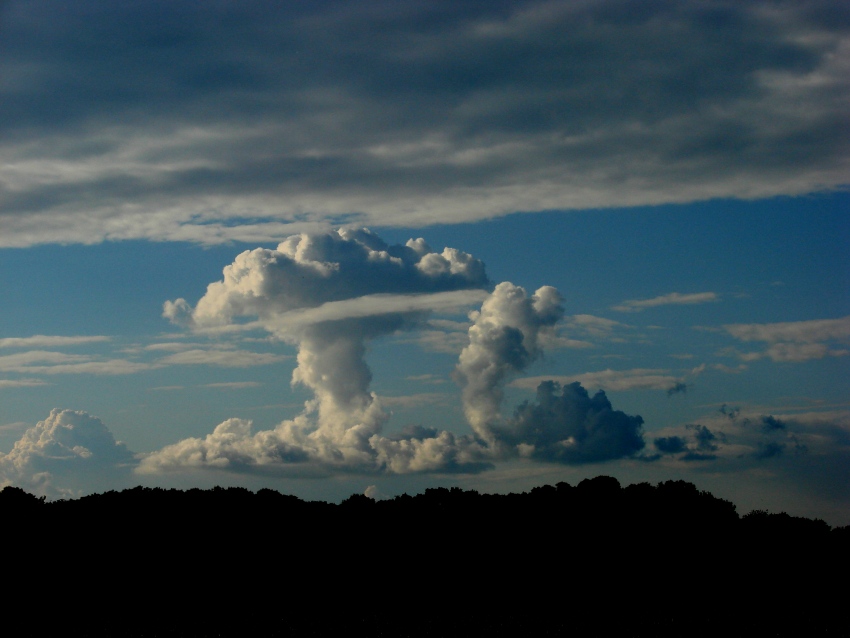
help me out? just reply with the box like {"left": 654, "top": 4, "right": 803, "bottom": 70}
{"left": 1, "top": 0, "right": 847, "bottom": 246}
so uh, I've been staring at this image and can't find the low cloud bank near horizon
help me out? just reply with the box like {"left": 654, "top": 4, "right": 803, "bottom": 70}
{"left": 0, "top": 408, "right": 134, "bottom": 498}
{"left": 3, "top": 227, "right": 848, "bottom": 518}
{"left": 2, "top": 0, "right": 848, "bottom": 247}
{"left": 0, "top": 404, "right": 850, "bottom": 524}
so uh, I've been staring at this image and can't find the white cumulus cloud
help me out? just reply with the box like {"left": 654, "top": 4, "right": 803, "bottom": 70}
{"left": 0, "top": 409, "right": 135, "bottom": 497}
{"left": 142, "top": 229, "right": 649, "bottom": 477}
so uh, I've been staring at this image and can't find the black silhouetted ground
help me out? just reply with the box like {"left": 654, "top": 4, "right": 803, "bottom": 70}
{"left": 2, "top": 478, "right": 847, "bottom": 637}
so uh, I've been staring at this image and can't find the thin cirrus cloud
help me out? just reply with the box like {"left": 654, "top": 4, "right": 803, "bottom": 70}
{"left": 0, "top": 379, "right": 49, "bottom": 389}
{"left": 0, "top": 351, "right": 154, "bottom": 375}
{"left": 511, "top": 369, "right": 685, "bottom": 393}
{"left": 0, "top": 335, "right": 111, "bottom": 349}
{"left": 156, "top": 350, "right": 287, "bottom": 368}
{"left": 203, "top": 382, "right": 262, "bottom": 390}
{"left": 723, "top": 316, "right": 850, "bottom": 362}
{"left": 612, "top": 292, "right": 719, "bottom": 313}
{"left": 0, "top": 346, "right": 291, "bottom": 375}
{"left": 1, "top": 0, "right": 848, "bottom": 247}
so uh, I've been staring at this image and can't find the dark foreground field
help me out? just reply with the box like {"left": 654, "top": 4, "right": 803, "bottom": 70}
{"left": 2, "top": 477, "right": 847, "bottom": 637}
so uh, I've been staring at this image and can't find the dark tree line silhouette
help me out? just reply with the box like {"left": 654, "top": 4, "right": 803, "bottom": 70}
{"left": 2, "top": 478, "right": 847, "bottom": 637}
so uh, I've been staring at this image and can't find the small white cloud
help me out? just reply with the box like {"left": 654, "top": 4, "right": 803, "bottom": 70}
{"left": 364, "top": 485, "right": 384, "bottom": 500}
{"left": 162, "top": 299, "right": 193, "bottom": 326}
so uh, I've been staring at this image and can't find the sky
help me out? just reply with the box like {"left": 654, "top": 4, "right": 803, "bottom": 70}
{"left": 1, "top": 0, "right": 848, "bottom": 524}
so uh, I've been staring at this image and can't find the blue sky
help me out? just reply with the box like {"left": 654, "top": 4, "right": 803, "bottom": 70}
{"left": 1, "top": 0, "right": 848, "bottom": 523}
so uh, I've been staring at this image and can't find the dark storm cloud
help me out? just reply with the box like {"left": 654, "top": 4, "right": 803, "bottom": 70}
{"left": 753, "top": 441, "right": 786, "bottom": 460}
{"left": 500, "top": 381, "right": 646, "bottom": 464}
{"left": 761, "top": 415, "right": 787, "bottom": 432}
{"left": 689, "top": 424, "right": 722, "bottom": 452}
{"left": 666, "top": 382, "right": 688, "bottom": 397}
{"left": 1, "top": 0, "right": 848, "bottom": 245}
{"left": 680, "top": 451, "right": 718, "bottom": 462}
{"left": 649, "top": 423, "right": 728, "bottom": 462}
{"left": 654, "top": 436, "right": 687, "bottom": 454}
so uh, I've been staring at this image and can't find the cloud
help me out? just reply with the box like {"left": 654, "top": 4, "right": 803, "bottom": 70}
{"left": 142, "top": 229, "right": 647, "bottom": 476}
{"left": 157, "top": 349, "right": 287, "bottom": 368}
{"left": 666, "top": 382, "right": 688, "bottom": 397}
{"left": 363, "top": 485, "right": 384, "bottom": 500}
{"left": 0, "top": 335, "right": 111, "bottom": 349}
{"left": 203, "top": 382, "right": 262, "bottom": 390}
{"left": 379, "top": 393, "right": 451, "bottom": 409}
{"left": 724, "top": 316, "right": 850, "bottom": 343}
{"left": 506, "top": 313, "right": 624, "bottom": 351}
{"left": 455, "top": 282, "right": 564, "bottom": 444}
{"left": 404, "top": 374, "right": 447, "bottom": 385}
{"left": 0, "top": 378, "right": 49, "bottom": 388}
{"left": 142, "top": 342, "right": 201, "bottom": 353}
{"left": 137, "top": 418, "right": 314, "bottom": 474}
{"left": 143, "top": 228, "right": 494, "bottom": 475}
{"left": 612, "top": 292, "right": 719, "bottom": 313}
{"left": 0, "top": 409, "right": 135, "bottom": 497}
{"left": 498, "top": 381, "right": 645, "bottom": 464}
{"left": 564, "top": 314, "right": 632, "bottom": 340}
{"left": 647, "top": 408, "right": 850, "bottom": 469}
{"left": 0, "top": 351, "right": 155, "bottom": 375}
{"left": 650, "top": 423, "right": 723, "bottom": 462}
{"left": 0, "top": 344, "right": 286, "bottom": 374}
{"left": 2, "top": 1, "right": 848, "bottom": 247}
{"left": 723, "top": 316, "right": 850, "bottom": 361}
{"left": 0, "top": 422, "right": 29, "bottom": 434}
{"left": 654, "top": 436, "right": 687, "bottom": 454}
{"left": 400, "top": 319, "right": 477, "bottom": 354}
{"left": 711, "top": 363, "right": 748, "bottom": 374}
{"left": 260, "top": 291, "right": 490, "bottom": 336}
{"left": 169, "top": 228, "right": 487, "bottom": 330}
{"left": 512, "top": 369, "right": 683, "bottom": 393}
